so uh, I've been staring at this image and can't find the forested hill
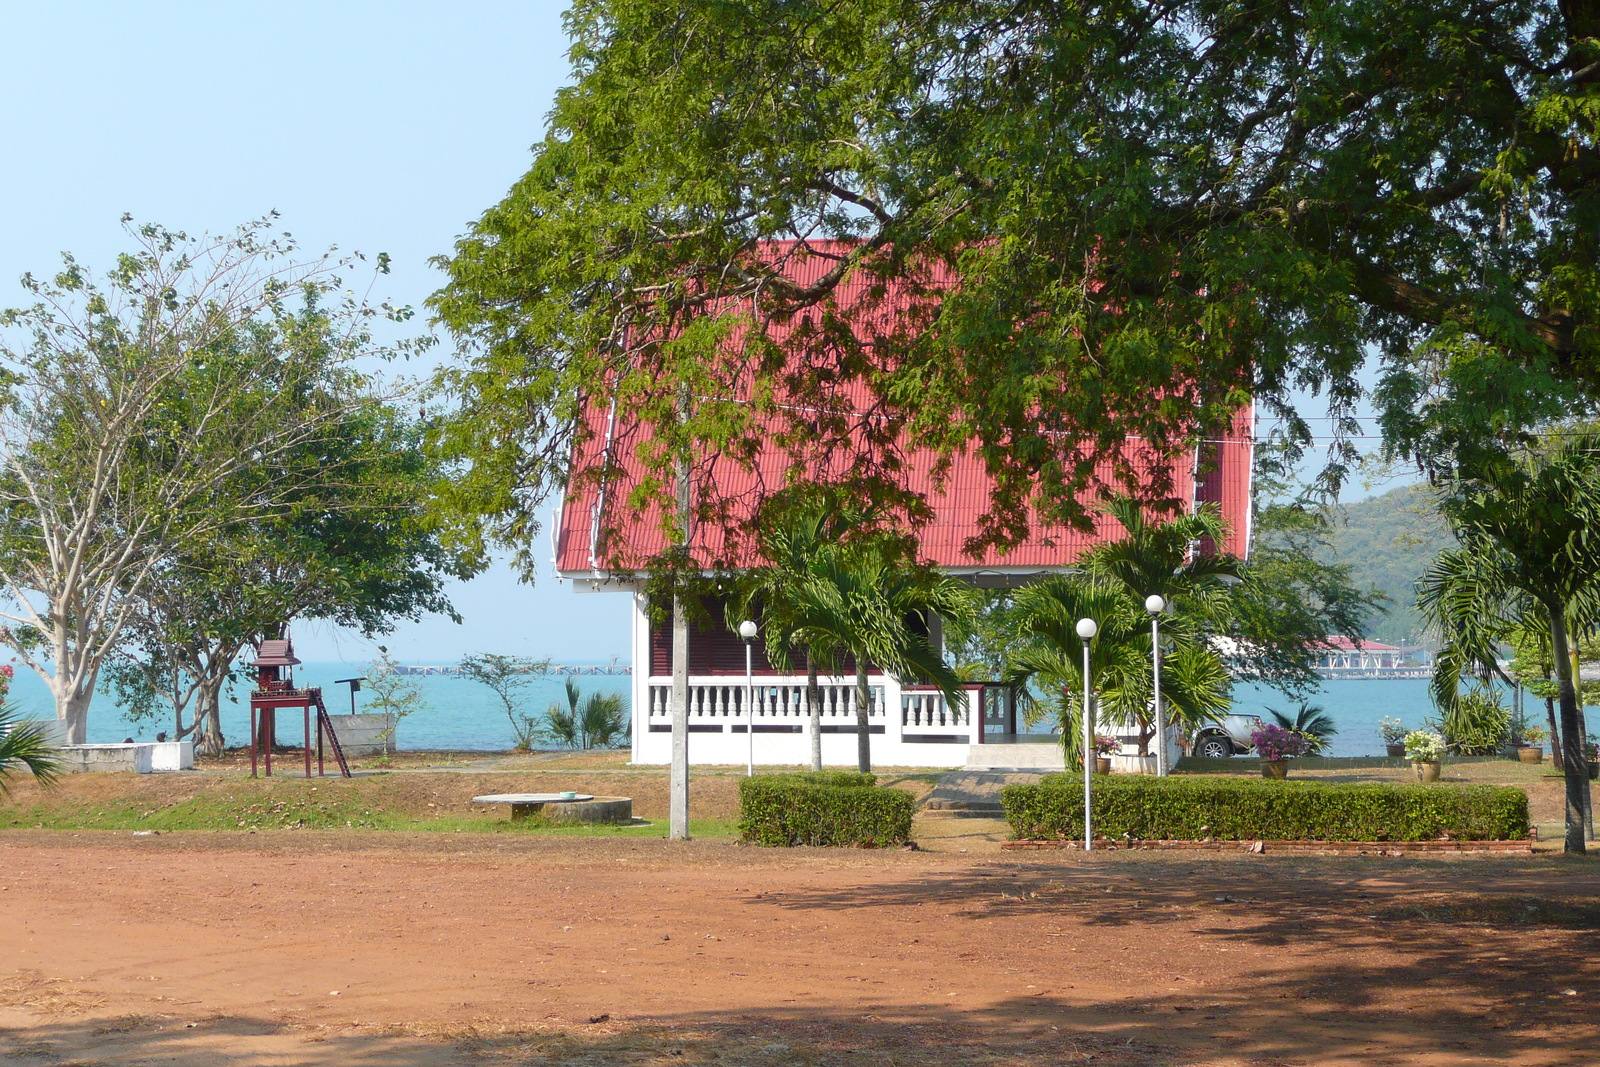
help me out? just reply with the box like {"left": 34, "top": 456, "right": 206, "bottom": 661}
{"left": 1322, "top": 483, "right": 1455, "bottom": 647}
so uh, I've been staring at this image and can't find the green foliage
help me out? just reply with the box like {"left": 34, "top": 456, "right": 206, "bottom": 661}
{"left": 0, "top": 215, "right": 455, "bottom": 743}
{"left": 456, "top": 653, "right": 551, "bottom": 751}
{"left": 1267, "top": 702, "right": 1339, "bottom": 755}
{"left": 0, "top": 710, "right": 59, "bottom": 796}
{"left": 738, "top": 773, "right": 911, "bottom": 847}
{"left": 1419, "top": 426, "right": 1600, "bottom": 849}
{"left": 1001, "top": 776, "right": 1530, "bottom": 843}
{"left": 1005, "top": 500, "right": 1236, "bottom": 765}
{"left": 434, "top": 1, "right": 1600, "bottom": 572}
{"left": 1437, "top": 690, "right": 1510, "bottom": 756}
{"left": 545, "top": 678, "right": 631, "bottom": 749}
{"left": 734, "top": 487, "right": 976, "bottom": 772}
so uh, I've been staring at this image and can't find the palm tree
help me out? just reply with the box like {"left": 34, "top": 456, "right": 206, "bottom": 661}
{"left": 1006, "top": 497, "right": 1239, "bottom": 765}
{"left": 1006, "top": 574, "right": 1230, "bottom": 768}
{"left": 738, "top": 488, "right": 975, "bottom": 773}
{"left": 545, "top": 678, "right": 630, "bottom": 749}
{"left": 1266, "top": 701, "right": 1338, "bottom": 754}
{"left": 0, "top": 712, "right": 60, "bottom": 796}
{"left": 735, "top": 491, "right": 865, "bottom": 770}
{"left": 1420, "top": 429, "right": 1600, "bottom": 852}
{"left": 783, "top": 542, "right": 975, "bottom": 772}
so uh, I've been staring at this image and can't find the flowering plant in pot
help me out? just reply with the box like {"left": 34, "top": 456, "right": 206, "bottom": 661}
{"left": 1404, "top": 729, "right": 1445, "bottom": 782}
{"left": 1251, "top": 724, "right": 1309, "bottom": 779}
{"left": 1378, "top": 716, "right": 1407, "bottom": 757}
{"left": 1092, "top": 734, "right": 1118, "bottom": 773}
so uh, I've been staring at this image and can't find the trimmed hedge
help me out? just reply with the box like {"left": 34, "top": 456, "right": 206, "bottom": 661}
{"left": 1001, "top": 775, "right": 1530, "bottom": 842}
{"left": 739, "top": 772, "right": 913, "bottom": 847}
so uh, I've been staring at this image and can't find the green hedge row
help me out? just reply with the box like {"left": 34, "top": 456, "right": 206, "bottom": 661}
{"left": 739, "top": 773, "right": 913, "bottom": 847}
{"left": 1001, "top": 775, "right": 1530, "bottom": 842}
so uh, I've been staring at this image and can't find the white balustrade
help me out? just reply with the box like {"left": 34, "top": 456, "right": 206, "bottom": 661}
{"left": 647, "top": 678, "right": 887, "bottom": 725}
{"left": 900, "top": 688, "right": 969, "bottom": 732}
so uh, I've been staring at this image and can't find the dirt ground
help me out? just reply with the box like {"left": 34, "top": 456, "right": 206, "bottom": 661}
{"left": 4, "top": 830, "right": 1600, "bottom": 1066}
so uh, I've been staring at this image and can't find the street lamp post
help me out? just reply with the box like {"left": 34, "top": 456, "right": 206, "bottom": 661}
{"left": 1076, "top": 616, "right": 1098, "bottom": 851}
{"left": 739, "top": 619, "right": 758, "bottom": 776}
{"left": 1145, "top": 594, "right": 1167, "bottom": 777}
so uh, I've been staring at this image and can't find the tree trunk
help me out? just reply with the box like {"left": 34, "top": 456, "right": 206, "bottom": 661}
{"left": 806, "top": 658, "right": 822, "bottom": 771}
{"left": 58, "top": 685, "right": 93, "bottom": 745}
{"left": 195, "top": 674, "right": 227, "bottom": 757}
{"left": 1548, "top": 695, "right": 1564, "bottom": 773}
{"left": 1548, "top": 604, "right": 1588, "bottom": 853}
{"left": 668, "top": 417, "right": 692, "bottom": 840}
{"left": 1572, "top": 638, "right": 1594, "bottom": 840}
{"left": 855, "top": 661, "right": 872, "bottom": 774}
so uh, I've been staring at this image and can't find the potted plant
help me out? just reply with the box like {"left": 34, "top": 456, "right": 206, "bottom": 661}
{"left": 1405, "top": 728, "right": 1446, "bottom": 783}
{"left": 1251, "top": 723, "right": 1309, "bottom": 780}
{"left": 1378, "top": 716, "right": 1407, "bottom": 759}
{"left": 1517, "top": 724, "right": 1548, "bottom": 764}
{"left": 1093, "top": 734, "right": 1118, "bottom": 775}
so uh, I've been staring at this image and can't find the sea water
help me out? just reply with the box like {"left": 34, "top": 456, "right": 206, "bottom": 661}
{"left": 10, "top": 663, "right": 633, "bottom": 751}
{"left": 16, "top": 661, "right": 1456, "bottom": 757}
{"left": 1227, "top": 678, "right": 1445, "bottom": 758}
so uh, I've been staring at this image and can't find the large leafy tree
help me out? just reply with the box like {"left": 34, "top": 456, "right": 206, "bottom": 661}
{"left": 108, "top": 392, "right": 480, "bottom": 756}
{"left": 0, "top": 218, "right": 421, "bottom": 742}
{"left": 434, "top": 0, "right": 1600, "bottom": 565}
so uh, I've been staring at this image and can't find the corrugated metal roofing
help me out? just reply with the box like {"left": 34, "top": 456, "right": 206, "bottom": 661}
{"left": 554, "top": 241, "right": 1253, "bottom": 575}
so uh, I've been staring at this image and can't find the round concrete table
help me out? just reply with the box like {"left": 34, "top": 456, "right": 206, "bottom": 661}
{"left": 472, "top": 793, "right": 595, "bottom": 820}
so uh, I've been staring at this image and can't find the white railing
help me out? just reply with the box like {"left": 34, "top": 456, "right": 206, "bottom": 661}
{"left": 901, "top": 687, "right": 967, "bottom": 732}
{"left": 647, "top": 678, "right": 885, "bottom": 725}
{"left": 644, "top": 677, "right": 978, "bottom": 744}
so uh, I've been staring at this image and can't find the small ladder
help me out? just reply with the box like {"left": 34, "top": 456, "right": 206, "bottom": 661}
{"left": 313, "top": 690, "right": 352, "bottom": 778}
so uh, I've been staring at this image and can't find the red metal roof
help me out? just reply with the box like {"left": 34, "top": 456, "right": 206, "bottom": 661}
{"left": 1319, "top": 636, "right": 1401, "bottom": 652}
{"left": 555, "top": 241, "right": 1253, "bottom": 576}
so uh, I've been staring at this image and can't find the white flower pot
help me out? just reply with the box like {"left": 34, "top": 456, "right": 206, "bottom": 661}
{"left": 1109, "top": 753, "right": 1158, "bottom": 775}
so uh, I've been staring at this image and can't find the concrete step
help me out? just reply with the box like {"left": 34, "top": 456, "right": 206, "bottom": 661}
{"left": 964, "top": 743, "right": 1065, "bottom": 771}
{"left": 918, "top": 803, "right": 1006, "bottom": 820}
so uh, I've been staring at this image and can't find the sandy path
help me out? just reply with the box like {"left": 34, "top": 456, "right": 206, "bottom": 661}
{"left": 3, "top": 831, "right": 1599, "bottom": 1065}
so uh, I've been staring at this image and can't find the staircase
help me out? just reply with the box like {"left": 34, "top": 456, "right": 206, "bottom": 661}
{"left": 312, "top": 690, "right": 352, "bottom": 778}
{"left": 918, "top": 771, "right": 1044, "bottom": 820}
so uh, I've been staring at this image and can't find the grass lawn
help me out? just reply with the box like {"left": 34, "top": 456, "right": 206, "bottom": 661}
{"left": 0, "top": 754, "right": 937, "bottom": 838}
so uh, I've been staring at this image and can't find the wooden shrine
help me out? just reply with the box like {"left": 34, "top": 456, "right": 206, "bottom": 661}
{"left": 248, "top": 636, "right": 350, "bottom": 778}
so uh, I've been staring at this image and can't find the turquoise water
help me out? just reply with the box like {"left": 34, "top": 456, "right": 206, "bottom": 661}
{"left": 5, "top": 663, "right": 1503, "bottom": 756}
{"left": 10, "top": 662, "right": 632, "bottom": 751}
{"left": 1228, "top": 678, "right": 1479, "bottom": 757}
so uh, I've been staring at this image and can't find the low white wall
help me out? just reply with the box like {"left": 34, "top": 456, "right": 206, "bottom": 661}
{"left": 633, "top": 725, "right": 972, "bottom": 769}
{"left": 55, "top": 741, "right": 193, "bottom": 774}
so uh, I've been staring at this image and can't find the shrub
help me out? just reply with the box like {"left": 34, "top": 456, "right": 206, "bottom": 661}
{"left": 1438, "top": 690, "right": 1510, "bottom": 755}
{"left": 1001, "top": 775, "right": 1530, "bottom": 842}
{"left": 739, "top": 773, "right": 911, "bottom": 847}
{"left": 1404, "top": 729, "right": 1446, "bottom": 762}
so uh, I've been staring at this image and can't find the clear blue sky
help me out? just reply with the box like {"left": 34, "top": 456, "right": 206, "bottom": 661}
{"left": 0, "top": 1, "right": 631, "bottom": 664}
{"left": 0, "top": 3, "right": 1407, "bottom": 667}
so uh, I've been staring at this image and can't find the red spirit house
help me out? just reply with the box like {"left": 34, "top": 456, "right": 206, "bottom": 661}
{"left": 553, "top": 243, "right": 1253, "bottom": 768}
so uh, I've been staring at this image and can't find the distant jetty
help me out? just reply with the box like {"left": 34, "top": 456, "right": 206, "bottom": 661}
{"left": 396, "top": 662, "right": 631, "bottom": 677}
